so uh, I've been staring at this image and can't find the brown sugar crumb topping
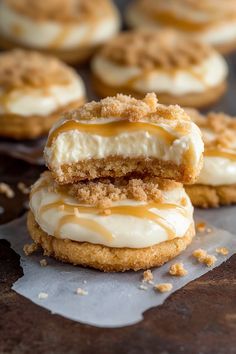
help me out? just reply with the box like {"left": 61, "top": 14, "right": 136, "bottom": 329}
{"left": 216, "top": 247, "right": 229, "bottom": 256}
{"left": 192, "top": 248, "right": 217, "bottom": 267}
{"left": 0, "top": 50, "right": 75, "bottom": 89}
{"left": 0, "top": 182, "right": 15, "bottom": 198}
{"left": 63, "top": 176, "right": 181, "bottom": 208}
{"left": 187, "top": 108, "right": 236, "bottom": 150}
{"left": 99, "top": 29, "right": 212, "bottom": 70}
{"left": 142, "top": 269, "right": 154, "bottom": 283}
{"left": 6, "top": 0, "right": 114, "bottom": 22}
{"left": 196, "top": 221, "right": 206, "bottom": 233}
{"left": 169, "top": 263, "right": 188, "bottom": 276}
{"left": 154, "top": 283, "right": 173, "bottom": 293}
{"left": 64, "top": 93, "right": 190, "bottom": 122}
{"left": 23, "top": 242, "right": 38, "bottom": 256}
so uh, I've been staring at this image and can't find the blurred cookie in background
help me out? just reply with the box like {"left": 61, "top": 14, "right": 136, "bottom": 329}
{"left": 0, "top": 49, "right": 86, "bottom": 140}
{"left": 91, "top": 29, "right": 228, "bottom": 108}
{"left": 0, "top": 0, "right": 120, "bottom": 64}
{"left": 126, "top": 0, "right": 236, "bottom": 54}
{"left": 185, "top": 109, "right": 236, "bottom": 208}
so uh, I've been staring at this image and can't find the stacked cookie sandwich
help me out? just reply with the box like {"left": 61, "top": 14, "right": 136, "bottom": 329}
{"left": 28, "top": 93, "right": 204, "bottom": 271}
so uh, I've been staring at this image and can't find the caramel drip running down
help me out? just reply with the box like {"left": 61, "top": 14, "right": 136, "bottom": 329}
{"left": 49, "top": 26, "right": 72, "bottom": 49}
{"left": 47, "top": 120, "right": 176, "bottom": 147}
{"left": 205, "top": 149, "right": 236, "bottom": 161}
{"left": 39, "top": 199, "right": 189, "bottom": 241}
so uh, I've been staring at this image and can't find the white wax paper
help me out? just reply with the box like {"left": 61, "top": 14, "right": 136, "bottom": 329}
{"left": 1, "top": 210, "right": 236, "bottom": 328}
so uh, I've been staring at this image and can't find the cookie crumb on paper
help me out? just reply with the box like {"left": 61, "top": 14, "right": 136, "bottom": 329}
{"left": 154, "top": 283, "right": 173, "bottom": 293}
{"left": 169, "top": 263, "right": 188, "bottom": 276}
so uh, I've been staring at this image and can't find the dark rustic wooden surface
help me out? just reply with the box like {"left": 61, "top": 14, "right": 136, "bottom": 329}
{"left": 0, "top": 154, "right": 236, "bottom": 354}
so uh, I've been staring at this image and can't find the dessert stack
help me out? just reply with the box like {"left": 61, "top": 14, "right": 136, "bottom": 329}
{"left": 28, "top": 93, "right": 204, "bottom": 271}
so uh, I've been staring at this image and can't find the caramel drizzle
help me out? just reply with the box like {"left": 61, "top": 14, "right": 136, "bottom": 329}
{"left": 49, "top": 26, "right": 73, "bottom": 49}
{"left": 47, "top": 120, "right": 176, "bottom": 147}
{"left": 205, "top": 149, "right": 236, "bottom": 161}
{"left": 39, "top": 200, "right": 188, "bottom": 241}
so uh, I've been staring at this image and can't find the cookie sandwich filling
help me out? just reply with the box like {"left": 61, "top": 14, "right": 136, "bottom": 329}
{"left": 0, "top": 50, "right": 85, "bottom": 117}
{"left": 188, "top": 110, "right": 236, "bottom": 186}
{"left": 92, "top": 30, "right": 228, "bottom": 96}
{"left": 44, "top": 93, "right": 204, "bottom": 183}
{"left": 127, "top": 0, "right": 236, "bottom": 48}
{"left": 0, "top": 0, "right": 120, "bottom": 50}
{"left": 29, "top": 172, "right": 194, "bottom": 249}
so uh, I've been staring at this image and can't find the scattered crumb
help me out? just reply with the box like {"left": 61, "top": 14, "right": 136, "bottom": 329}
{"left": 216, "top": 247, "right": 229, "bottom": 256}
{"left": 169, "top": 263, "right": 188, "bottom": 277}
{"left": 17, "top": 182, "right": 30, "bottom": 194}
{"left": 0, "top": 182, "right": 15, "bottom": 198}
{"left": 139, "top": 284, "right": 148, "bottom": 291}
{"left": 192, "top": 248, "right": 217, "bottom": 267}
{"left": 76, "top": 288, "right": 88, "bottom": 296}
{"left": 204, "top": 255, "right": 217, "bottom": 267}
{"left": 38, "top": 292, "right": 48, "bottom": 299}
{"left": 40, "top": 259, "right": 47, "bottom": 267}
{"left": 142, "top": 269, "right": 154, "bottom": 283}
{"left": 196, "top": 221, "right": 206, "bottom": 233}
{"left": 23, "top": 242, "right": 38, "bottom": 256}
{"left": 206, "top": 227, "right": 212, "bottom": 234}
{"left": 0, "top": 206, "right": 4, "bottom": 214}
{"left": 83, "top": 280, "right": 87, "bottom": 284}
{"left": 154, "top": 283, "right": 173, "bottom": 293}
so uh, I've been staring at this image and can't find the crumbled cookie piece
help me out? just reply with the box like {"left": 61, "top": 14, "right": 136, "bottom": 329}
{"left": 40, "top": 259, "right": 47, "bottom": 267}
{"left": 65, "top": 93, "right": 190, "bottom": 122}
{"left": 169, "top": 263, "right": 188, "bottom": 276}
{"left": 65, "top": 175, "right": 180, "bottom": 207}
{"left": 154, "top": 283, "right": 173, "bottom": 293}
{"left": 17, "top": 182, "right": 30, "bottom": 195}
{"left": 76, "top": 288, "right": 88, "bottom": 296}
{"left": 0, "top": 182, "right": 15, "bottom": 198}
{"left": 192, "top": 248, "right": 217, "bottom": 267}
{"left": 23, "top": 242, "right": 38, "bottom": 255}
{"left": 196, "top": 221, "right": 206, "bottom": 233}
{"left": 216, "top": 247, "right": 229, "bottom": 256}
{"left": 100, "top": 29, "right": 211, "bottom": 70}
{"left": 0, "top": 49, "right": 74, "bottom": 89}
{"left": 38, "top": 292, "right": 48, "bottom": 299}
{"left": 142, "top": 269, "right": 154, "bottom": 283}
{"left": 187, "top": 109, "right": 236, "bottom": 150}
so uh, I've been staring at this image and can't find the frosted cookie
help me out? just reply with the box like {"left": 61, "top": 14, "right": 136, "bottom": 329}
{"left": 92, "top": 30, "right": 228, "bottom": 108}
{"left": 126, "top": 0, "right": 236, "bottom": 54}
{"left": 0, "top": 50, "right": 86, "bottom": 140}
{"left": 27, "top": 172, "right": 195, "bottom": 272}
{"left": 44, "top": 93, "right": 204, "bottom": 184}
{"left": 0, "top": 0, "right": 120, "bottom": 64}
{"left": 185, "top": 109, "right": 236, "bottom": 208}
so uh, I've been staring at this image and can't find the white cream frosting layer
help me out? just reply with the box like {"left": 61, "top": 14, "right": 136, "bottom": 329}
{"left": 30, "top": 174, "right": 194, "bottom": 248}
{"left": 0, "top": 0, "right": 120, "bottom": 50}
{"left": 197, "top": 156, "right": 236, "bottom": 186}
{"left": 126, "top": 5, "right": 236, "bottom": 47}
{"left": 92, "top": 53, "right": 227, "bottom": 95}
{"left": 44, "top": 117, "right": 204, "bottom": 175}
{"left": 0, "top": 74, "right": 85, "bottom": 117}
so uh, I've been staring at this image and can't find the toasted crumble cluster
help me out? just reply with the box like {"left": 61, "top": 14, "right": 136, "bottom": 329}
{"left": 100, "top": 29, "right": 212, "bottom": 69}
{"left": 192, "top": 248, "right": 217, "bottom": 267}
{"left": 142, "top": 269, "right": 154, "bottom": 283}
{"left": 169, "top": 262, "right": 188, "bottom": 276}
{"left": 0, "top": 50, "right": 75, "bottom": 89}
{"left": 6, "top": 0, "right": 113, "bottom": 22}
{"left": 40, "top": 259, "right": 48, "bottom": 267}
{"left": 62, "top": 176, "right": 181, "bottom": 208}
{"left": 154, "top": 283, "right": 173, "bottom": 293}
{"left": 23, "top": 242, "right": 38, "bottom": 256}
{"left": 63, "top": 93, "right": 190, "bottom": 122}
{"left": 216, "top": 247, "right": 229, "bottom": 256}
{"left": 0, "top": 182, "right": 15, "bottom": 198}
{"left": 187, "top": 109, "right": 236, "bottom": 150}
